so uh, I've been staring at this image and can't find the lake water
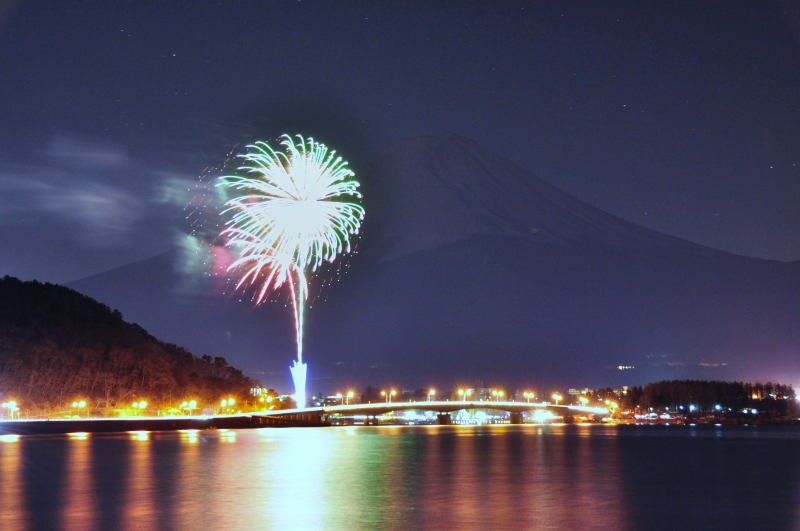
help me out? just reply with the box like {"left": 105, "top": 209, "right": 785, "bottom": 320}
{"left": 0, "top": 424, "right": 798, "bottom": 530}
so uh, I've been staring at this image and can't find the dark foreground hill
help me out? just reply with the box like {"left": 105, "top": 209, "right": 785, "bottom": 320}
{"left": 0, "top": 276, "right": 256, "bottom": 412}
{"left": 69, "top": 136, "right": 800, "bottom": 389}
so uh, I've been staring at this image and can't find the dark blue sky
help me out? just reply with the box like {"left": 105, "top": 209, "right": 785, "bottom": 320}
{"left": 1, "top": 1, "right": 799, "bottom": 284}
{"left": 3, "top": 1, "right": 800, "bottom": 390}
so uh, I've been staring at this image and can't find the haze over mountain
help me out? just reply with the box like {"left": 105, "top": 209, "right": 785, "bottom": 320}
{"left": 69, "top": 136, "right": 800, "bottom": 392}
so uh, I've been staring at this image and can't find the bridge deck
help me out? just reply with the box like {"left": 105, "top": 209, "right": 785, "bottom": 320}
{"left": 258, "top": 400, "right": 608, "bottom": 417}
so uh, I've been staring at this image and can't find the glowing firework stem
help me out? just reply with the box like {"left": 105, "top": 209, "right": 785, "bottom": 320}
{"left": 218, "top": 134, "right": 364, "bottom": 406}
{"left": 287, "top": 270, "right": 306, "bottom": 363}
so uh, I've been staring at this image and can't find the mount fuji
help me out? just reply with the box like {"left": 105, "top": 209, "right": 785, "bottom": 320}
{"left": 68, "top": 135, "right": 800, "bottom": 390}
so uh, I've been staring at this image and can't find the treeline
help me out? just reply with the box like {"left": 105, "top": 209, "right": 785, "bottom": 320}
{"left": 610, "top": 380, "right": 796, "bottom": 415}
{"left": 0, "top": 276, "right": 257, "bottom": 413}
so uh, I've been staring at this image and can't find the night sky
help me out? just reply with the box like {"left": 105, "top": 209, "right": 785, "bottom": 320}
{"left": 1, "top": 1, "right": 800, "bottom": 388}
{"left": 2, "top": 1, "right": 800, "bottom": 283}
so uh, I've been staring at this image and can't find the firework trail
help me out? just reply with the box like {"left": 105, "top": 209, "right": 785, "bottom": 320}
{"left": 217, "top": 134, "right": 364, "bottom": 405}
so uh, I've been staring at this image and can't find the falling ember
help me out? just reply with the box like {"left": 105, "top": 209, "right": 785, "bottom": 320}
{"left": 217, "top": 134, "right": 364, "bottom": 407}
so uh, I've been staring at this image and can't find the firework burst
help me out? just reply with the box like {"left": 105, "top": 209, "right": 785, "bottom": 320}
{"left": 217, "top": 134, "right": 364, "bottom": 406}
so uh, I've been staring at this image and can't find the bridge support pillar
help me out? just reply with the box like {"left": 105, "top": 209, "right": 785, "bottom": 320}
{"left": 509, "top": 412, "right": 524, "bottom": 424}
{"left": 436, "top": 413, "right": 452, "bottom": 425}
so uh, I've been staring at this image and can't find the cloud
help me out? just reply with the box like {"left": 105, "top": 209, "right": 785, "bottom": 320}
{"left": 152, "top": 170, "right": 196, "bottom": 207}
{"left": 0, "top": 161, "right": 142, "bottom": 245}
{"left": 0, "top": 132, "right": 195, "bottom": 281}
{"left": 38, "top": 181, "right": 142, "bottom": 238}
{"left": 698, "top": 362, "right": 729, "bottom": 368}
{"left": 44, "top": 133, "right": 128, "bottom": 168}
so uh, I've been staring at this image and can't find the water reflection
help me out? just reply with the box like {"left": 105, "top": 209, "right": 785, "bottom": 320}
{"left": 0, "top": 435, "right": 25, "bottom": 528}
{"left": 174, "top": 429, "right": 202, "bottom": 529}
{"left": 178, "top": 429, "right": 199, "bottom": 444}
{"left": 62, "top": 434, "right": 96, "bottom": 530}
{"left": 121, "top": 432, "right": 155, "bottom": 529}
{"left": 0, "top": 425, "right": 798, "bottom": 529}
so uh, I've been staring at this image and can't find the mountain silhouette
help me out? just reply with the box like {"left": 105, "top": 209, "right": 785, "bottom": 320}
{"left": 68, "top": 136, "right": 800, "bottom": 391}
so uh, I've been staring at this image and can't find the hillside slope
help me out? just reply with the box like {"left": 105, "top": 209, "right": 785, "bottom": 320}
{"left": 0, "top": 276, "right": 257, "bottom": 411}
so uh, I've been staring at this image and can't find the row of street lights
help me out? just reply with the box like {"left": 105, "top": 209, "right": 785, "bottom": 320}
{"left": 330, "top": 388, "right": 594, "bottom": 406}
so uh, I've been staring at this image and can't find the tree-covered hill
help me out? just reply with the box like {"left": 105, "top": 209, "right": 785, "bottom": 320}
{"left": 0, "top": 276, "right": 257, "bottom": 413}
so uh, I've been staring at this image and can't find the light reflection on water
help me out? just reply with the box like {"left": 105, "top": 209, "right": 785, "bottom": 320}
{"left": 0, "top": 434, "right": 24, "bottom": 529}
{"left": 62, "top": 434, "right": 95, "bottom": 530}
{"left": 0, "top": 425, "right": 798, "bottom": 529}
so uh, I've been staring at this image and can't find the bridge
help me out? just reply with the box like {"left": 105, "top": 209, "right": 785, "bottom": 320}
{"left": 255, "top": 400, "right": 610, "bottom": 425}
{"left": 0, "top": 401, "right": 609, "bottom": 434}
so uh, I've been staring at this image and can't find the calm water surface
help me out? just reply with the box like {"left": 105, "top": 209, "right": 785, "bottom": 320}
{"left": 1, "top": 424, "right": 799, "bottom": 530}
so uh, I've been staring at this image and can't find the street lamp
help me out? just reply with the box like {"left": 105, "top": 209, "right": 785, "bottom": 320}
{"left": 523, "top": 391, "right": 535, "bottom": 403}
{"left": 335, "top": 392, "right": 343, "bottom": 405}
{"left": 220, "top": 397, "right": 235, "bottom": 413}
{"left": 71, "top": 400, "right": 87, "bottom": 417}
{"left": 181, "top": 400, "right": 198, "bottom": 415}
{"left": 346, "top": 391, "right": 354, "bottom": 405}
{"left": 428, "top": 388, "right": 436, "bottom": 402}
{"left": 381, "top": 390, "right": 397, "bottom": 403}
{"left": 551, "top": 393, "right": 562, "bottom": 405}
{"left": 2, "top": 401, "right": 18, "bottom": 420}
{"left": 578, "top": 396, "right": 589, "bottom": 406}
{"left": 498, "top": 390, "right": 505, "bottom": 402}
{"left": 457, "top": 388, "right": 472, "bottom": 402}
